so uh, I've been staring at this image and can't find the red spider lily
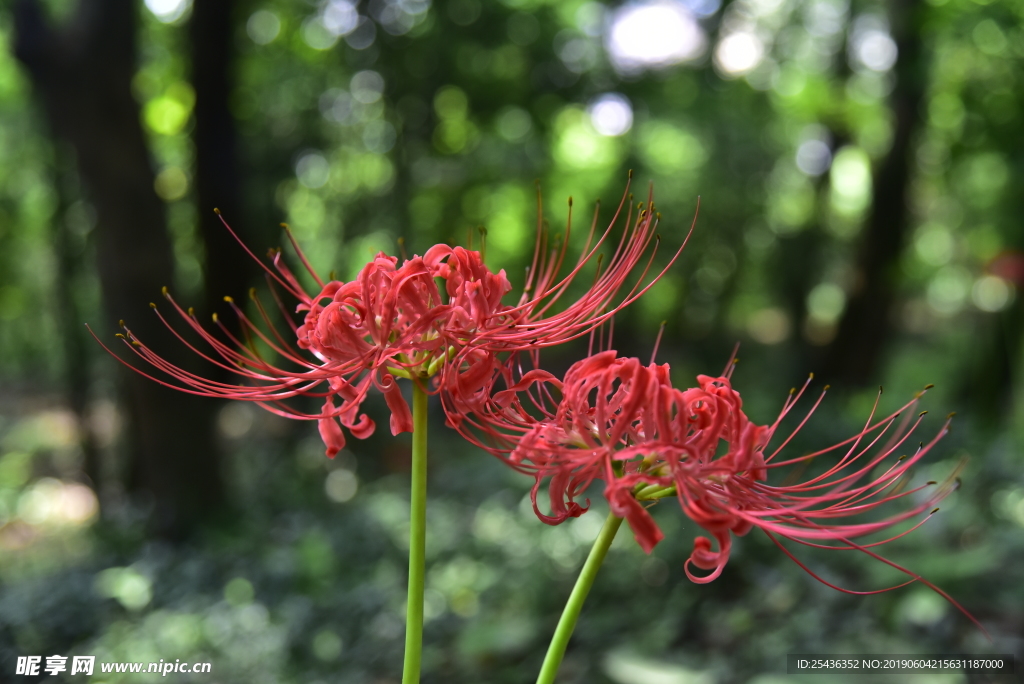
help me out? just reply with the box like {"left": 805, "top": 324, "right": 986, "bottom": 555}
{"left": 92, "top": 216, "right": 514, "bottom": 457}
{"left": 452, "top": 349, "right": 984, "bottom": 631}
{"left": 441, "top": 177, "right": 695, "bottom": 420}
{"left": 93, "top": 176, "right": 686, "bottom": 459}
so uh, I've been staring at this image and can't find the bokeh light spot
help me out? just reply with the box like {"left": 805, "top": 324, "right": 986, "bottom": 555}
{"left": 747, "top": 307, "right": 791, "bottom": 344}
{"left": 795, "top": 139, "right": 831, "bottom": 176}
{"left": 324, "top": 0, "right": 360, "bottom": 36}
{"left": 829, "top": 146, "right": 872, "bottom": 216}
{"left": 588, "top": 93, "right": 633, "bottom": 137}
{"left": 325, "top": 469, "right": 358, "bottom": 503}
{"left": 296, "top": 152, "right": 331, "bottom": 189}
{"left": 853, "top": 29, "right": 897, "bottom": 72}
{"left": 154, "top": 167, "right": 189, "bottom": 201}
{"left": 926, "top": 266, "right": 971, "bottom": 316}
{"left": 302, "top": 17, "right": 340, "bottom": 50}
{"left": 224, "top": 577, "right": 255, "bottom": 606}
{"left": 495, "top": 106, "right": 533, "bottom": 141}
{"left": 247, "top": 10, "right": 281, "bottom": 45}
{"left": 607, "top": 1, "right": 706, "bottom": 73}
{"left": 715, "top": 32, "right": 764, "bottom": 76}
{"left": 312, "top": 629, "right": 343, "bottom": 661}
{"left": 96, "top": 567, "right": 153, "bottom": 611}
{"left": 914, "top": 223, "right": 954, "bottom": 267}
{"left": 351, "top": 70, "right": 385, "bottom": 104}
{"left": 145, "top": 0, "right": 191, "bottom": 23}
{"left": 972, "top": 275, "right": 1012, "bottom": 312}
{"left": 807, "top": 283, "right": 846, "bottom": 323}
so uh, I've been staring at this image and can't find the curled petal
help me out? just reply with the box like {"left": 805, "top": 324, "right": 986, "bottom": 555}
{"left": 318, "top": 398, "right": 346, "bottom": 458}
{"left": 606, "top": 483, "right": 664, "bottom": 554}
{"left": 684, "top": 532, "right": 731, "bottom": 583}
{"left": 531, "top": 470, "right": 589, "bottom": 525}
{"left": 347, "top": 412, "right": 376, "bottom": 440}
{"left": 493, "top": 369, "right": 561, "bottom": 408}
{"left": 382, "top": 375, "right": 414, "bottom": 435}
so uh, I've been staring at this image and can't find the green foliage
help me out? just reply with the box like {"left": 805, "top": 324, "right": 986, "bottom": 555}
{"left": 0, "top": 0, "right": 1022, "bottom": 681}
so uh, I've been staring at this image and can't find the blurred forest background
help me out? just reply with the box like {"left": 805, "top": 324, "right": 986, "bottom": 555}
{"left": 0, "top": 0, "right": 1022, "bottom": 681}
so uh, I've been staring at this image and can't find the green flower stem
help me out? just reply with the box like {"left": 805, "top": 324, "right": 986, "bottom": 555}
{"left": 536, "top": 512, "right": 624, "bottom": 684}
{"left": 635, "top": 483, "right": 677, "bottom": 501}
{"left": 402, "top": 381, "right": 429, "bottom": 684}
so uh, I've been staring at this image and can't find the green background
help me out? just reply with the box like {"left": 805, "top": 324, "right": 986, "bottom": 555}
{"left": 0, "top": 0, "right": 1020, "bottom": 681}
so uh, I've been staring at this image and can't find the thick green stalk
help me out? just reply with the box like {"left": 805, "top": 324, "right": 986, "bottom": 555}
{"left": 402, "top": 381, "right": 429, "bottom": 684}
{"left": 536, "top": 512, "right": 624, "bottom": 684}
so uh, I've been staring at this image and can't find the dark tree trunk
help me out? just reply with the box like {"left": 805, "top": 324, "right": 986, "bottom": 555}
{"left": 14, "top": 0, "right": 224, "bottom": 537}
{"left": 964, "top": 296, "right": 1024, "bottom": 429}
{"left": 190, "top": 0, "right": 262, "bottom": 311}
{"left": 819, "top": 0, "right": 928, "bottom": 387}
{"left": 50, "top": 148, "right": 102, "bottom": 491}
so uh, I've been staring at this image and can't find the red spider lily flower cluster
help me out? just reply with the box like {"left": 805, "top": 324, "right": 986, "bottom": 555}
{"left": 441, "top": 186, "right": 694, "bottom": 421}
{"left": 449, "top": 348, "right": 981, "bottom": 627}
{"left": 96, "top": 179, "right": 687, "bottom": 458}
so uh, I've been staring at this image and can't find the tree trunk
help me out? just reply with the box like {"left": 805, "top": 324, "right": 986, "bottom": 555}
{"left": 190, "top": 0, "right": 263, "bottom": 311}
{"left": 50, "top": 147, "right": 102, "bottom": 491}
{"left": 819, "top": 0, "right": 928, "bottom": 387}
{"left": 14, "top": 0, "right": 224, "bottom": 537}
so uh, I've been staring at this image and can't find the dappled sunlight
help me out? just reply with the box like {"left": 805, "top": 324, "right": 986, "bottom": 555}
{"left": 144, "top": 0, "right": 191, "bottom": 24}
{"left": 606, "top": 1, "right": 707, "bottom": 73}
{"left": 0, "top": 405, "right": 99, "bottom": 583}
{"left": 16, "top": 478, "right": 98, "bottom": 527}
